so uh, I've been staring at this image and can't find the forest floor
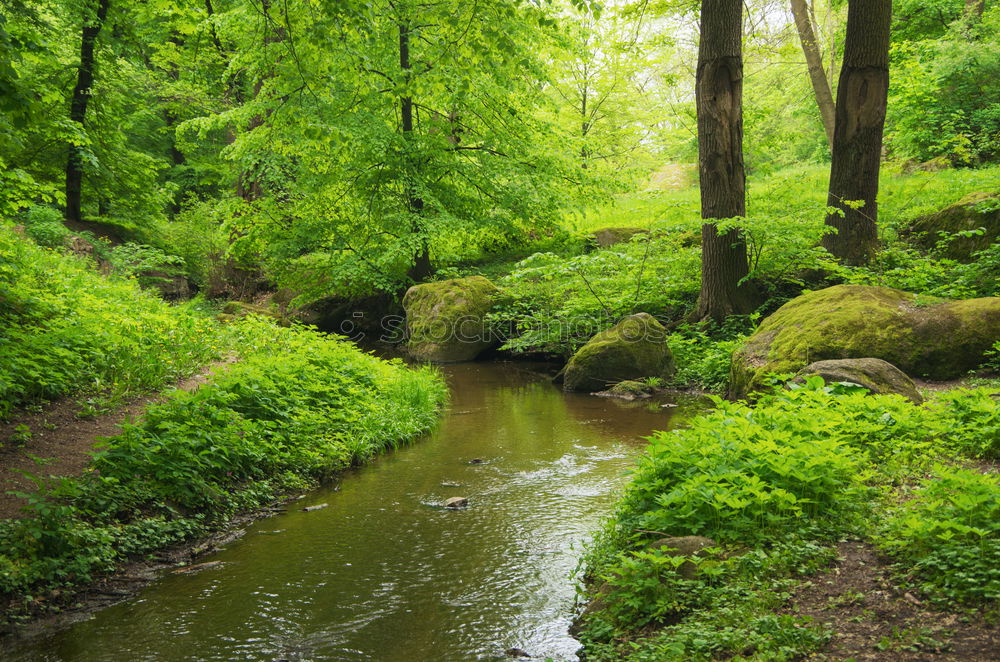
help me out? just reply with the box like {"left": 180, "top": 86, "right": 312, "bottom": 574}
{"left": 788, "top": 541, "right": 1000, "bottom": 661}
{"left": 0, "top": 357, "right": 236, "bottom": 520}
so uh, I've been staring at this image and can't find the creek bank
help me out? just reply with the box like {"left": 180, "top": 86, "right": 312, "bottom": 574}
{"left": 0, "top": 488, "right": 315, "bottom": 637}
{"left": 572, "top": 380, "right": 1000, "bottom": 661}
{"left": 0, "top": 321, "right": 447, "bottom": 628}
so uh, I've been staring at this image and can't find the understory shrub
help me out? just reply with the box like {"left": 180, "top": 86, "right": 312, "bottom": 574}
{"left": 0, "top": 224, "right": 223, "bottom": 418}
{"left": 879, "top": 467, "right": 1000, "bottom": 604}
{"left": 578, "top": 381, "right": 1000, "bottom": 658}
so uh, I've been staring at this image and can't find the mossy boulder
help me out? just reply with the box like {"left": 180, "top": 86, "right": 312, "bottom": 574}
{"left": 905, "top": 192, "right": 1000, "bottom": 261}
{"left": 792, "top": 358, "right": 923, "bottom": 404}
{"left": 403, "top": 276, "right": 499, "bottom": 363}
{"left": 218, "top": 300, "right": 290, "bottom": 326}
{"left": 591, "top": 227, "right": 648, "bottom": 248}
{"left": 731, "top": 285, "right": 1000, "bottom": 398}
{"left": 563, "top": 313, "right": 676, "bottom": 392}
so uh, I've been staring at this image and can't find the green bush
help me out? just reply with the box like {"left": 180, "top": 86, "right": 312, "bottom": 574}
{"left": 0, "top": 318, "right": 446, "bottom": 606}
{"left": 614, "top": 386, "right": 881, "bottom": 547}
{"left": 20, "top": 205, "right": 70, "bottom": 249}
{"left": 879, "top": 466, "right": 1000, "bottom": 604}
{"left": 0, "top": 224, "right": 222, "bottom": 418}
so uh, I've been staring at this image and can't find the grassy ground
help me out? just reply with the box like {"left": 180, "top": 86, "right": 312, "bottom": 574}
{"left": 566, "top": 164, "right": 1000, "bottom": 234}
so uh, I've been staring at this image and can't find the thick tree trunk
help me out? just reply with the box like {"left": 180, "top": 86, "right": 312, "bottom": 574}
{"left": 790, "top": 0, "right": 836, "bottom": 147}
{"left": 65, "top": 0, "right": 111, "bottom": 226}
{"left": 821, "top": 0, "right": 892, "bottom": 266}
{"left": 399, "top": 19, "right": 431, "bottom": 282}
{"left": 694, "top": 0, "right": 753, "bottom": 323}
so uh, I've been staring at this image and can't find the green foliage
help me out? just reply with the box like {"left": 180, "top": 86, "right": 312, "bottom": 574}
{"left": 0, "top": 318, "right": 446, "bottom": 608}
{"left": 667, "top": 322, "right": 750, "bottom": 391}
{"left": 888, "top": 8, "right": 1000, "bottom": 164}
{"left": 20, "top": 205, "right": 70, "bottom": 248}
{"left": 0, "top": 224, "right": 222, "bottom": 419}
{"left": 879, "top": 467, "right": 1000, "bottom": 604}
{"left": 614, "top": 387, "right": 878, "bottom": 546}
{"left": 581, "top": 540, "right": 835, "bottom": 661}
{"left": 578, "top": 381, "right": 1000, "bottom": 656}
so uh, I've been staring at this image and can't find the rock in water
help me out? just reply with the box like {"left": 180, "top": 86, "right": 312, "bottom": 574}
{"left": 302, "top": 503, "right": 328, "bottom": 512}
{"left": 563, "top": 313, "right": 676, "bottom": 393}
{"left": 730, "top": 285, "right": 1000, "bottom": 398}
{"left": 443, "top": 496, "right": 468, "bottom": 509}
{"left": 403, "top": 276, "right": 499, "bottom": 363}
{"left": 793, "top": 358, "right": 923, "bottom": 404}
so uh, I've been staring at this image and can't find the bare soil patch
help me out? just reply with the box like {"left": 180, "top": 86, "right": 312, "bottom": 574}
{"left": 789, "top": 541, "right": 999, "bottom": 661}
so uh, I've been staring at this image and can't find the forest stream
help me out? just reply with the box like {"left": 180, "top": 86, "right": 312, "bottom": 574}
{"left": 5, "top": 361, "right": 703, "bottom": 662}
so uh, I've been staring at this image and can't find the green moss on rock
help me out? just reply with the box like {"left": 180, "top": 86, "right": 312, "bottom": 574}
{"left": 731, "top": 285, "right": 1000, "bottom": 398}
{"left": 591, "top": 227, "right": 648, "bottom": 248}
{"left": 563, "top": 313, "right": 676, "bottom": 392}
{"left": 403, "top": 276, "right": 499, "bottom": 363}
{"left": 906, "top": 192, "right": 1000, "bottom": 261}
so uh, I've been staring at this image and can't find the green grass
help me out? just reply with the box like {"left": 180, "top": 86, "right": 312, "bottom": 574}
{"left": 565, "top": 163, "right": 1000, "bottom": 234}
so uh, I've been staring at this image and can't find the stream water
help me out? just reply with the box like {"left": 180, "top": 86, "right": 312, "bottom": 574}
{"left": 7, "top": 361, "right": 701, "bottom": 662}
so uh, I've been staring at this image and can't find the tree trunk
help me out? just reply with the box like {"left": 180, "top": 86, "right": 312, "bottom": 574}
{"left": 400, "top": 18, "right": 431, "bottom": 282}
{"left": 693, "top": 0, "right": 753, "bottom": 323}
{"left": 821, "top": 0, "right": 892, "bottom": 266}
{"left": 65, "top": 0, "right": 111, "bottom": 226}
{"left": 790, "top": 0, "right": 836, "bottom": 147}
{"left": 965, "top": 0, "right": 985, "bottom": 19}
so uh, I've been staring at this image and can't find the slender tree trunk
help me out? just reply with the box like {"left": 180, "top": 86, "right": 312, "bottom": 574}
{"left": 65, "top": 0, "right": 111, "bottom": 226}
{"left": 694, "top": 0, "right": 753, "bottom": 323}
{"left": 821, "top": 0, "right": 892, "bottom": 266}
{"left": 790, "top": 0, "right": 836, "bottom": 147}
{"left": 400, "top": 18, "right": 431, "bottom": 282}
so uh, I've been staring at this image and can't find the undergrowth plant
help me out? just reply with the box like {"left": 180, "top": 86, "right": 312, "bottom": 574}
{"left": 0, "top": 224, "right": 223, "bottom": 419}
{"left": 577, "top": 380, "right": 1000, "bottom": 659}
{"left": 879, "top": 467, "right": 1000, "bottom": 605}
{"left": 0, "top": 318, "right": 446, "bottom": 618}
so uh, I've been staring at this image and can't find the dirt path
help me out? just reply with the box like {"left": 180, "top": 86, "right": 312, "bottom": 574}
{"left": 0, "top": 359, "right": 235, "bottom": 520}
{"left": 789, "top": 541, "right": 999, "bottom": 660}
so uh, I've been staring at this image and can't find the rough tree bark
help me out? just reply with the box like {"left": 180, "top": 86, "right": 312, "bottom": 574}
{"left": 821, "top": 0, "right": 892, "bottom": 266}
{"left": 65, "top": 0, "right": 111, "bottom": 226}
{"left": 790, "top": 0, "right": 836, "bottom": 147}
{"left": 399, "top": 18, "right": 432, "bottom": 282}
{"left": 693, "top": 0, "right": 753, "bottom": 323}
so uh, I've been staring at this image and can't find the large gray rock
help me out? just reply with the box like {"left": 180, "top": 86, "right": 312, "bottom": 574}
{"left": 403, "top": 276, "right": 499, "bottom": 363}
{"left": 563, "top": 313, "right": 676, "bottom": 393}
{"left": 793, "top": 358, "right": 923, "bottom": 404}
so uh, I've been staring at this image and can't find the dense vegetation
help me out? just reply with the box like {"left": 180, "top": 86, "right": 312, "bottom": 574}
{"left": 577, "top": 381, "right": 1000, "bottom": 660}
{"left": 0, "top": 317, "right": 445, "bottom": 619}
{"left": 1, "top": 0, "right": 998, "bottom": 654}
